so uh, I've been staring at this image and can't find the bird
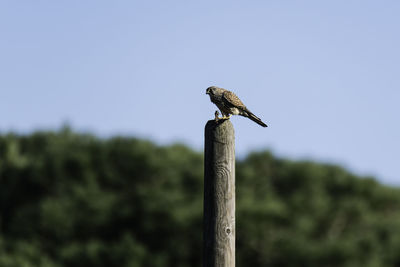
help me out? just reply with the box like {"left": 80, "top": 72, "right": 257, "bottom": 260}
{"left": 206, "top": 86, "right": 268, "bottom": 127}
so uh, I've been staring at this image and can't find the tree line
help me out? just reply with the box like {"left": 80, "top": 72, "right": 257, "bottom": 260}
{"left": 0, "top": 128, "right": 399, "bottom": 267}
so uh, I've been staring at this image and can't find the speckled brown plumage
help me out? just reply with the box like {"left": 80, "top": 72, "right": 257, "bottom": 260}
{"left": 222, "top": 90, "right": 246, "bottom": 109}
{"left": 206, "top": 86, "right": 268, "bottom": 127}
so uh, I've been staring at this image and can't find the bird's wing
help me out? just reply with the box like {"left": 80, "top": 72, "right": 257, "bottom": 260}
{"left": 222, "top": 90, "right": 246, "bottom": 109}
{"left": 223, "top": 90, "right": 268, "bottom": 127}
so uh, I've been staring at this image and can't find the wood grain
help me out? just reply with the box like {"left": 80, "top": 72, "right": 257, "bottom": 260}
{"left": 204, "top": 119, "right": 235, "bottom": 267}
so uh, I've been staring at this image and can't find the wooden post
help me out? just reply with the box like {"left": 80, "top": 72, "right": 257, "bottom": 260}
{"left": 204, "top": 119, "right": 235, "bottom": 267}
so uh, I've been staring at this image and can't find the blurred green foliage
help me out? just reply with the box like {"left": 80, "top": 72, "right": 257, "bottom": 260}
{"left": 0, "top": 129, "right": 400, "bottom": 267}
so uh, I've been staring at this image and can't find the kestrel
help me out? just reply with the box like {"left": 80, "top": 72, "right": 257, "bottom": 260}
{"left": 206, "top": 86, "right": 268, "bottom": 127}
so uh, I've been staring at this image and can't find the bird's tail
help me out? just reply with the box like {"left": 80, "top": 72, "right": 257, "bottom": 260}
{"left": 244, "top": 110, "right": 268, "bottom": 127}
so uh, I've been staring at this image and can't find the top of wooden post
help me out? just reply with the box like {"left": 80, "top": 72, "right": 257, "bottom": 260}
{"left": 205, "top": 119, "right": 235, "bottom": 145}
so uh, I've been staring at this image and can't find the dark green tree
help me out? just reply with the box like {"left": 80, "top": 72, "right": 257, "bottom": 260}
{"left": 0, "top": 130, "right": 399, "bottom": 267}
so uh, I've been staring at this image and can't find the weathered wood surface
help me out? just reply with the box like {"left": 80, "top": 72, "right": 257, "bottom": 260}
{"left": 204, "top": 119, "right": 235, "bottom": 267}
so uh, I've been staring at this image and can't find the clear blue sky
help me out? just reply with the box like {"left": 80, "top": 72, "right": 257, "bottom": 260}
{"left": 1, "top": 1, "right": 399, "bottom": 185}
